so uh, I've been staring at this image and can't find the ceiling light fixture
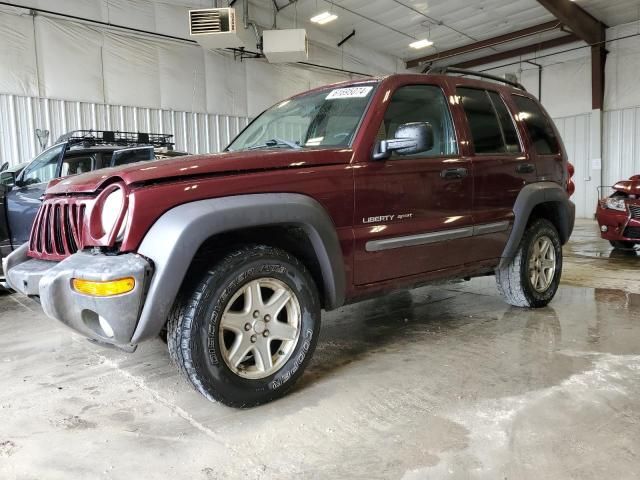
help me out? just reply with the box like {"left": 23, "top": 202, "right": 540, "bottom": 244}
{"left": 311, "top": 11, "right": 338, "bottom": 24}
{"left": 409, "top": 39, "right": 434, "bottom": 49}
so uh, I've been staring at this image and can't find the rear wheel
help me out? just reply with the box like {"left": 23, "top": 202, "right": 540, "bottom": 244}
{"left": 496, "top": 219, "right": 562, "bottom": 308}
{"left": 610, "top": 240, "right": 636, "bottom": 250}
{"left": 167, "top": 245, "right": 321, "bottom": 407}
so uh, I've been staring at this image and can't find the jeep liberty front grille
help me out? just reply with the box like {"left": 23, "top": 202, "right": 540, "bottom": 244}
{"left": 629, "top": 204, "right": 640, "bottom": 220}
{"left": 28, "top": 199, "right": 86, "bottom": 261}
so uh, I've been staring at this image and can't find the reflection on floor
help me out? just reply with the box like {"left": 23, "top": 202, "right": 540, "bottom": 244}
{"left": 0, "top": 220, "right": 639, "bottom": 479}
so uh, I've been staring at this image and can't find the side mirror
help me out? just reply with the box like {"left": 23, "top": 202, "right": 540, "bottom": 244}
{"left": 373, "top": 122, "right": 434, "bottom": 161}
{"left": 0, "top": 172, "right": 15, "bottom": 189}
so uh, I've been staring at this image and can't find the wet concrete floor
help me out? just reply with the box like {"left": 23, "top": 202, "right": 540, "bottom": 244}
{"left": 1, "top": 220, "right": 639, "bottom": 479}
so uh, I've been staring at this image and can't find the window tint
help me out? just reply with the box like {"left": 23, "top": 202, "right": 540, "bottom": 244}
{"left": 21, "top": 144, "right": 64, "bottom": 185}
{"left": 512, "top": 95, "right": 560, "bottom": 155}
{"left": 488, "top": 91, "right": 521, "bottom": 153}
{"left": 61, "top": 155, "right": 95, "bottom": 176}
{"left": 111, "top": 147, "right": 155, "bottom": 167}
{"left": 381, "top": 85, "right": 457, "bottom": 157}
{"left": 458, "top": 87, "right": 506, "bottom": 154}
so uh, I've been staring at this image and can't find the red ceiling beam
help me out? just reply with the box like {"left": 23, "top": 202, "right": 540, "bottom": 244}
{"left": 406, "top": 20, "right": 562, "bottom": 69}
{"left": 536, "top": 0, "right": 607, "bottom": 110}
{"left": 452, "top": 34, "right": 579, "bottom": 69}
{"left": 536, "top": 0, "right": 607, "bottom": 43}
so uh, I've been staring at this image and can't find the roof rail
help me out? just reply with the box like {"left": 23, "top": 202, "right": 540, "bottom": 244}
{"left": 56, "top": 130, "right": 175, "bottom": 149}
{"left": 426, "top": 67, "right": 527, "bottom": 92}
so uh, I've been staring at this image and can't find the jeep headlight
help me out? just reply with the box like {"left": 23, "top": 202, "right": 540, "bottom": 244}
{"left": 604, "top": 197, "right": 627, "bottom": 212}
{"left": 100, "top": 188, "right": 127, "bottom": 241}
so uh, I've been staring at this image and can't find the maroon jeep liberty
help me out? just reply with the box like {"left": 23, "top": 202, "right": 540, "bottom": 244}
{"left": 5, "top": 70, "right": 575, "bottom": 407}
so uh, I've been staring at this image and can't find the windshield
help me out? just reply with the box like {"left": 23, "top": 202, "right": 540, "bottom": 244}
{"left": 227, "top": 83, "right": 377, "bottom": 152}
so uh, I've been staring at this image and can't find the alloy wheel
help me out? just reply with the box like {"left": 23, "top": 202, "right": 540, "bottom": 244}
{"left": 219, "top": 278, "right": 301, "bottom": 379}
{"left": 528, "top": 235, "right": 556, "bottom": 293}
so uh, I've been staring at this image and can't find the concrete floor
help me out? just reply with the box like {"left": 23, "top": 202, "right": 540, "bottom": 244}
{"left": 1, "top": 220, "right": 639, "bottom": 479}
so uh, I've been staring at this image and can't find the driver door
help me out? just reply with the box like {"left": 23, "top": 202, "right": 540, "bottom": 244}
{"left": 353, "top": 84, "right": 473, "bottom": 285}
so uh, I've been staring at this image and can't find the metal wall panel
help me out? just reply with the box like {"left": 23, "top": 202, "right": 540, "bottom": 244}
{"left": 4, "top": 93, "right": 637, "bottom": 222}
{"left": 554, "top": 113, "right": 596, "bottom": 218}
{"left": 0, "top": 93, "right": 250, "bottom": 166}
{"left": 603, "top": 107, "right": 640, "bottom": 189}
{"left": 555, "top": 107, "right": 640, "bottom": 219}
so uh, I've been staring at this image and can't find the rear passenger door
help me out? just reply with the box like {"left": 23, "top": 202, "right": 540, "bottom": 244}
{"left": 457, "top": 87, "right": 536, "bottom": 263}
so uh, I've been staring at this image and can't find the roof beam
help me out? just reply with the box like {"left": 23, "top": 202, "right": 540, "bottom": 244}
{"left": 537, "top": 0, "right": 607, "bottom": 110}
{"left": 452, "top": 34, "right": 579, "bottom": 69}
{"left": 406, "top": 21, "right": 562, "bottom": 68}
{"left": 536, "top": 0, "right": 607, "bottom": 44}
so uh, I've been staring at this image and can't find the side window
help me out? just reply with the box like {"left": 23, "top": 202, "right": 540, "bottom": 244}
{"left": 111, "top": 147, "right": 155, "bottom": 167}
{"left": 21, "top": 144, "right": 65, "bottom": 185}
{"left": 381, "top": 85, "right": 458, "bottom": 157}
{"left": 488, "top": 91, "right": 521, "bottom": 153}
{"left": 60, "top": 155, "right": 96, "bottom": 177}
{"left": 458, "top": 87, "right": 508, "bottom": 154}
{"left": 512, "top": 95, "right": 560, "bottom": 155}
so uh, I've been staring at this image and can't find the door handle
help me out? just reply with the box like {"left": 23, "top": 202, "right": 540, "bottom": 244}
{"left": 440, "top": 167, "right": 468, "bottom": 180}
{"left": 516, "top": 163, "right": 535, "bottom": 174}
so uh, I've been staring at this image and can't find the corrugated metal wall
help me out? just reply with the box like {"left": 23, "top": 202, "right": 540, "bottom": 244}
{"left": 2, "top": 92, "right": 639, "bottom": 221}
{"left": 554, "top": 108, "right": 640, "bottom": 219}
{"left": 0, "top": 93, "right": 251, "bottom": 166}
{"left": 603, "top": 107, "right": 640, "bottom": 188}
{"left": 554, "top": 113, "right": 596, "bottom": 219}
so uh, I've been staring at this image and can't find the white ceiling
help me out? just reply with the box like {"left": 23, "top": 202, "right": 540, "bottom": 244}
{"left": 578, "top": 0, "right": 640, "bottom": 27}
{"left": 266, "top": 0, "right": 640, "bottom": 65}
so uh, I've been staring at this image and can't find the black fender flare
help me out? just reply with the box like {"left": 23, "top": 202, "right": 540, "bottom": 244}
{"left": 131, "top": 193, "right": 346, "bottom": 343}
{"left": 500, "top": 182, "right": 575, "bottom": 268}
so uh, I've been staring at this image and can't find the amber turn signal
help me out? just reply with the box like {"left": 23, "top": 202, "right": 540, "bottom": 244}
{"left": 72, "top": 277, "right": 135, "bottom": 297}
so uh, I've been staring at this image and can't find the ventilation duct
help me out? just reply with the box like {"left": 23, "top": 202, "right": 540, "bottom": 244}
{"left": 189, "top": 8, "right": 251, "bottom": 49}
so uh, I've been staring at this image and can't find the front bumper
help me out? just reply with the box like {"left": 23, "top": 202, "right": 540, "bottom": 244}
{"left": 596, "top": 205, "right": 640, "bottom": 242}
{"left": 5, "top": 244, "right": 152, "bottom": 347}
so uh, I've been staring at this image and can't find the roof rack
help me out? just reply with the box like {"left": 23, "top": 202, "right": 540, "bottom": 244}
{"left": 56, "top": 130, "right": 175, "bottom": 149}
{"left": 426, "top": 67, "right": 527, "bottom": 92}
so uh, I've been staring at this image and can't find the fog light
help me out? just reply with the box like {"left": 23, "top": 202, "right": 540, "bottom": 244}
{"left": 601, "top": 225, "right": 608, "bottom": 232}
{"left": 72, "top": 277, "right": 135, "bottom": 297}
{"left": 98, "top": 316, "right": 115, "bottom": 338}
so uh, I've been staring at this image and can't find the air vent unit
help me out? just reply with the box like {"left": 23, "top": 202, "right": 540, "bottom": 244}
{"left": 189, "top": 8, "right": 246, "bottom": 49}
{"left": 263, "top": 29, "right": 309, "bottom": 63}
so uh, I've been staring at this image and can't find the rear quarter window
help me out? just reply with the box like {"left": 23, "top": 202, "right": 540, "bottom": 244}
{"left": 512, "top": 95, "right": 560, "bottom": 155}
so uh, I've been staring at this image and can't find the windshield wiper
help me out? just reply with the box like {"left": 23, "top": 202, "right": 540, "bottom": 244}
{"left": 247, "top": 138, "right": 302, "bottom": 150}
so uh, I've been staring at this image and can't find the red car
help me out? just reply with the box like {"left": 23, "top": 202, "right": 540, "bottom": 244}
{"left": 596, "top": 175, "right": 640, "bottom": 249}
{"left": 5, "top": 70, "right": 575, "bottom": 407}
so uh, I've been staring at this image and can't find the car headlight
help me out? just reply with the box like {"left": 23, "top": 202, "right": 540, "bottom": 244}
{"left": 604, "top": 197, "right": 627, "bottom": 212}
{"left": 100, "top": 188, "right": 127, "bottom": 241}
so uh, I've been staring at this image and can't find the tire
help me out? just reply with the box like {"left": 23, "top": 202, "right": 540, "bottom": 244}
{"left": 496, "top": 219, "right": 562, "bottom": 308}
{"left": 167, "top": 245, "right": 321, "bottom": 407}
{"left": 610, "top": 240, "right": 636, "bottom": 250}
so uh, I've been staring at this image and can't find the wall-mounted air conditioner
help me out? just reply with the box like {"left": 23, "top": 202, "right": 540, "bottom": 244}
{"left": 262, "top": 29, "right": 309, "bottom": 63}
{"left": 189, "top": 8, "right": 248, "bottom": 49}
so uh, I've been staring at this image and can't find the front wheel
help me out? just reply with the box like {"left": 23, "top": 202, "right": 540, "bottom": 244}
{"left": 167, "top": 245, "right": 321, "bottom": 407}
{"left": 496, "top": 219, "right": 563, "bottom": 308}
{"left": 610, "top": 240, "right": 636, "bottom": 250}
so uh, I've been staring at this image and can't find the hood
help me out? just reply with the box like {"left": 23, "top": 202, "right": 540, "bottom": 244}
{"left": 46, "top": 148, "right": 353, "bottom": 194}
{"left": 613, "top": 175, "right": 640, "bottom": 196}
